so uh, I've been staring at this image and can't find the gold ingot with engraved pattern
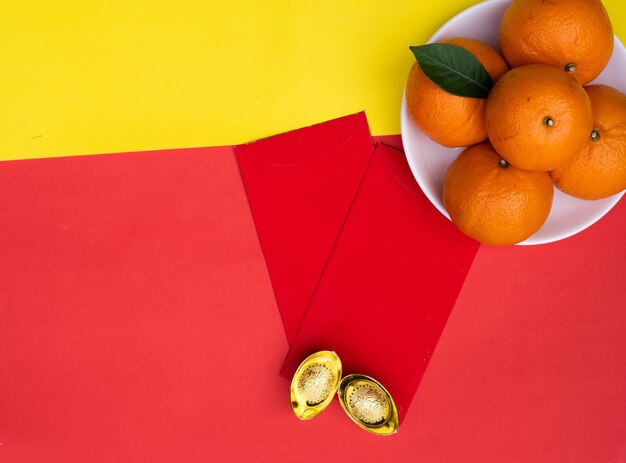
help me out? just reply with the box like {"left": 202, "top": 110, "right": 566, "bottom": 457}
{"left": 290, "top": 351, "right": 399, "bottom": 435}
{"left": 290, "top": 351, "right": 342, "bottom": 420}
{"left": 338, "top": 374, "right": 398, "bottom": 435}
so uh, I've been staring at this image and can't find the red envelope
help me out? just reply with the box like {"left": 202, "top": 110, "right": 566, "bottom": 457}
{"left": 281, "top": 143, "right": 480, "bottom": 421}
{"left": 235, "top": 113, "right": 374, "bottom": 344}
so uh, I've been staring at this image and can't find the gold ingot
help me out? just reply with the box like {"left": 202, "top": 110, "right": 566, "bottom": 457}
{"left": 290, "top": 351, "right": 342, "bottom": 420}
{"left": 290, "top": 351, "right": 399, "bottom": 435}
{"left": 338, "top": 374, "right": 399, "bottom": 436}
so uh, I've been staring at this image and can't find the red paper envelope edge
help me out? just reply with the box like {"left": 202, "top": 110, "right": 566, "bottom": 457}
{"left": 281, "top": 143, "right": 481, "bottom": 422}
{"left": 235, "top": 113, "right": 375, "bottom": 345}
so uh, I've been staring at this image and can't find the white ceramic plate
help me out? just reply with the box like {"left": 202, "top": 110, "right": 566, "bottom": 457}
{"left": 400, "top": 0, "right": 626, "bottom": 245}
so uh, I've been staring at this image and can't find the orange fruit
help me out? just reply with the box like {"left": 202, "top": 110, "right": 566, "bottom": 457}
{"left": 550, "top": 85, "right": 626, "bottom": 199}
{"left": 443, "top": 143, "right": 554, "bottom": 246}
{"left": 499, "top": 0, "right": 613, "bottom": 85}
{"left": 406, "top": 37, "right": 508, "bottom": 148}
{"left": 486, "top": 64, "right": 593, "bottom": 172}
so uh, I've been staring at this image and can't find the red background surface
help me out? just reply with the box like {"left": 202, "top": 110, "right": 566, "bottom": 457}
{"left": 1, "top": 138, "right": 626, "bottom": 462}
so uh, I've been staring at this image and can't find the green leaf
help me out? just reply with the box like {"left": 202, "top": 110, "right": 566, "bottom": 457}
{"left": 409, "top": 43, "right": 494, "bottom": 99}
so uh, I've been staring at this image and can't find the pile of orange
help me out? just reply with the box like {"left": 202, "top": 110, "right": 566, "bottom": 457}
{"left": 406, "top": 0, "right": 626, "bottom": 246}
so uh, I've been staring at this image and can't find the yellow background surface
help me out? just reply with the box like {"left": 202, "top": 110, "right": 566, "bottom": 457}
{"left": 2, "top": 0, "right": 625, "bottom": 161}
